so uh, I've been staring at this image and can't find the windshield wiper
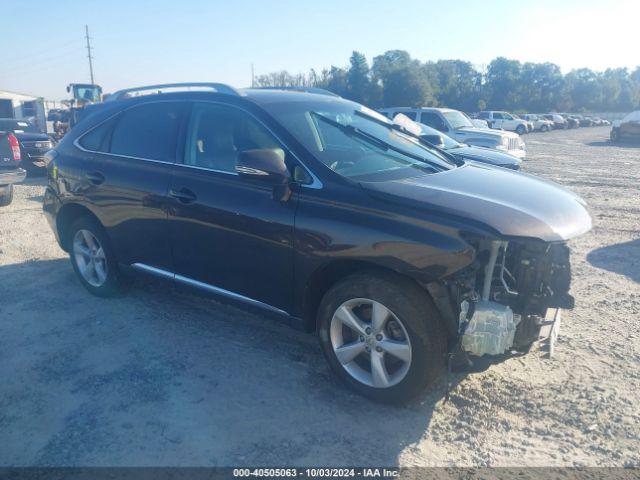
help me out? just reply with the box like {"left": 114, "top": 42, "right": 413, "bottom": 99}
{"left": 353, "top": 110, "right": 460, "bottom": 166}
{"left": 312, "top": 112, "right": 448, "bottom": 171}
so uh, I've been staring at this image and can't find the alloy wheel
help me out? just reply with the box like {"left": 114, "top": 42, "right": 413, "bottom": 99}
{"left": 73, "top": 229, "right": 108, "bottom": 287}
{"left": 329, "top": 298, "right": 412, "bottom": 388}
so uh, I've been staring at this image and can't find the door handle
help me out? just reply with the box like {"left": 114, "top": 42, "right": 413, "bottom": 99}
{"left": 86, "top": 171, "right": 105, "bottom": 185}
{"left": 169, "top": 187, "right": 197, "bottom": 204}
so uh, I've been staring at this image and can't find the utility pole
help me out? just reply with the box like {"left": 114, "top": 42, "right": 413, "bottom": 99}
{"left": 85, "top": 25, "right": 95, "bottom": 85}
{"left": 251, "top": 63, "right": 255, "bottom": 87}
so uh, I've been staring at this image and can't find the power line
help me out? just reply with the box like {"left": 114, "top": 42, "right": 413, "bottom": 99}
{"left": 85, "top": 25, "right": 95, "bottom": 85}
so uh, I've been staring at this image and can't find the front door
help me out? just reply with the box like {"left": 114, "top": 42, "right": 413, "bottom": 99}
{"left": 167, "top": 102, "right": 297, "bottom": 312}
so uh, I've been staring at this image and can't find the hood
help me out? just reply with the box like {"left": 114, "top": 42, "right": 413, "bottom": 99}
{"left": 456, "top": 126, "right": 518, "bottom": 139}
{"left": 15, "top": 132, "right": 51, "bottom": 142}
{"left": 360, "top": 162, "right": 592, "bottom": 242}
{"left": 449, "top": 145, "right": 521, "bottom": 166}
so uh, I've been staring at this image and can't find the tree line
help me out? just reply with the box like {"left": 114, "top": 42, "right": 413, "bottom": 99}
{"left": 254, "top": 50, "right": 640, "bottom": 113}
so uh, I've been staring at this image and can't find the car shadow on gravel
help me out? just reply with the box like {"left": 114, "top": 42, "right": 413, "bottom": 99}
{"left": 587, "top": 239, "right": 640, "bottom": 283}
{"left": 586, "top": 140, "right": 640, "bottom": 148}
{"left": 0, "top": 258, "right": 453, "bottom": 466}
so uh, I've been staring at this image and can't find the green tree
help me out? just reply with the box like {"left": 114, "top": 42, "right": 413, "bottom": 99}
{"left": 346, "top": 51, "right": 371, "bottom": 104}
{"left": 485, "top": 57, "right": 522, "bottom": 110}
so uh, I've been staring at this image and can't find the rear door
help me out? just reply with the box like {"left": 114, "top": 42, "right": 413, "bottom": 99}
{"left": 167, "top": 101, "right": 297, "bottom": 312}
{"left": 90, "top": 101, "right": 189, "bottom": 270}
{"left": 492, "top": 112, "right": 505, "bottom": 129}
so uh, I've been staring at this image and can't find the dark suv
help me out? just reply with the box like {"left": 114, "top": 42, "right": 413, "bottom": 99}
{"left": 43, "top": 83, "right": 591, "bottom": 403}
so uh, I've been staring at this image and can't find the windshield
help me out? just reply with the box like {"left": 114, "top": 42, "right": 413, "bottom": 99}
{"left": 263, "top": 99, "right": 455, "bottom": 180}
{"left": 73, "top": 85, "right": 101, "bottom": 102}
{"left": 442, "top": 110, "right": 474, "bottom": 129}
{"left": 0, "top": 119, "right": 38, "bottom": 133}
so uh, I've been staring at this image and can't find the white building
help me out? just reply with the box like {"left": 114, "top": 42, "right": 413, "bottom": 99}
{"left": 0, "top": 90, "right": 47, "bottom": 133}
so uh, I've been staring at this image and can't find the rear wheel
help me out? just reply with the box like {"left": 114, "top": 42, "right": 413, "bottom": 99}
{"left": 0, "top": 185, "right": 13, "bottom": 207}
{"left": 68, "top": 216, "right": 125, "bottom": 297}
{"left": 317, "top": 272, "right": 446, "bottom": 404}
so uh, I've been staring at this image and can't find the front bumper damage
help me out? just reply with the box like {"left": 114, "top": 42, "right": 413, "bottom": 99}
{"left": 446, "top": 238, "right": 573, "bottom": 364}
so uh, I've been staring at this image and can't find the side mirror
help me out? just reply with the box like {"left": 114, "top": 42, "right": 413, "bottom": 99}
{"left": 420, "top": 134, "right": 445, "bottom": 148}
{"left": 236, "top": 148, "right": 292, "bottom": 201}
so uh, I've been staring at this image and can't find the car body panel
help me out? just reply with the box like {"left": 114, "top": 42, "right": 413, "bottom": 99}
{"left": 360, "top": 162, "right": 592, "bottom": 242}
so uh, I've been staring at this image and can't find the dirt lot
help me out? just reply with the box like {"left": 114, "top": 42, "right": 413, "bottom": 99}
{"left": 0, "top": 126, "right": 638, "bottom": 467}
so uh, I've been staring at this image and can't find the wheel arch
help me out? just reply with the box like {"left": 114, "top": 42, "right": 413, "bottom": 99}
{"left": 301, "top": 259, "right": 432, "bottom": 333}
{"left": 56, "top": 202, "right": 103, "bottom": 252}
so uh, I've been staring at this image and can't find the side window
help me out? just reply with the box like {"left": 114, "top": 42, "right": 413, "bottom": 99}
{"left": 420, "top": 112, "right": 446, "bottom": 132}
{"left": 185, "top": 103, "right": 282, "bottom": 173}
{"left": 395, "top": 111, "right": 416, "bottom": 120}
{"left": 110, "top": 102, "right": 185, "bottom": 162}
{"left": 493, "top": 112, "right": 504, "bottom": 120}
{"left": 478, "top": 112, "right": 489, "bottom": 119}
{"left": 78, "top": 119, "right": 114, "bottom": 152}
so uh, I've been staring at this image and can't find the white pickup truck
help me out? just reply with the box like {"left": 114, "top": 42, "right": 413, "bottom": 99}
{"left": 478, "top": 111, "right": 530, "bottom": 135}
{"left": 379, "top": 107, "right": 526, "bottom": 159}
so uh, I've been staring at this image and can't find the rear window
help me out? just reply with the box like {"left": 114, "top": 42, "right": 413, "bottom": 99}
{"left": 109, "top": 102, "right": 186, "bottom": 162}
{"left": 78, "top": 120, "right": 114, "bottom": 151}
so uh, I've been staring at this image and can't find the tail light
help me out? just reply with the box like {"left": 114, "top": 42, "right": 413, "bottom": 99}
{"left": 7, "top": 134, "right": 21, "bottom": 161}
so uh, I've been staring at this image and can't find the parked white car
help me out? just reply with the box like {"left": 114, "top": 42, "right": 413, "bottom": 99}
{"left": 478, "top": 111, "right": 530, "bottom": 135}
{"left": 379, "top": 107, "right": 526, "bottom": 159}
{"left": 521, "top": 114, "right": 554, "bottom": 132}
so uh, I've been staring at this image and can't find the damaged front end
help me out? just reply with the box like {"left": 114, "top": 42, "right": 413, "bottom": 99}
{"left": 439, "top": 238, "right": 574, "bottom": 360}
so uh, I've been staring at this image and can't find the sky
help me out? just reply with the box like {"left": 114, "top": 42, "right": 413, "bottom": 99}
{"left": 1, "top": 0, "right": 638, "bottom": 100}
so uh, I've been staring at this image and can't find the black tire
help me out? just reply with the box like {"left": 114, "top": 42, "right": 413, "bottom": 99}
{"left": 68, "top": 215, "right": 126, "bottom": 297}
{"left": 515, "top": 125, "right": 526, "bottom": 135}
{"left": 610, "top": 129, "right": 620, "bottom": 143}
{"left": 317, "top": 272, "right": 446, "bottom": 404}
{"left": 0, "top": 184, "right": 13, "bottom": 207}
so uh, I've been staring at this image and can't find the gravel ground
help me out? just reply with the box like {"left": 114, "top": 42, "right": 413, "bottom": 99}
{"left": 0, "top": 126, "right": 638, "bottom": 467}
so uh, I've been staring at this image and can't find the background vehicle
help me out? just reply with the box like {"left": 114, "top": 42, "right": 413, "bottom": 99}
{"left": 379, "top": 107, "right": 526, "bottom": 159}
{"left": 66, "top": 83, "right": 103, "bottom": 128}
{"left": 0, "top": 118, "right": 54, "bottom": 173}
{"left": 541, "top": 113, "right": 568, "bottom": 129}
{"left": 560, "top": 114, "right": 580, "bottom": 128}
{"left": 521, "top": 114, "right": 554, "bottom": 132}
{"left": 43, "top": 83, "right": 590, "bottom": 403}
{"left": 611, "top": 110, "right": 640, "bottom": 142}
{"left": 512, "top": 114, "right": 534, "bottom": 132}
{"left": 478, "top": 111, "right": 530, "bottom": 135}
{"left": 0, "top": 131, "right": 26, "bottom": 206}
{"left": 392, "top": 114, "right": 521, "bottom": 170}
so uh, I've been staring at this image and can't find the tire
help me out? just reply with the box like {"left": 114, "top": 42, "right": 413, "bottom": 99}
{"left": 515, "top": 125, "right": 526, "bottom": 135}
{"left": 610, "top": 129, "right": 619, "bottom": 143}
{"left": 0, "top": 184, "right": 13, "bottom": 207}
{"left": 541, "top": 125, "right": 548, "bottom": 132}
{"left": 317, "top": 272, "right": 446, "bottom": 404}
{"left": 68, "top": 215, "right": 125, "bottom": 297}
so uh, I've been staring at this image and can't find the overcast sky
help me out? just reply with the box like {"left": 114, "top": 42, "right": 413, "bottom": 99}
{"left": 2, "top": 0, "right": 638, "bottom": 100}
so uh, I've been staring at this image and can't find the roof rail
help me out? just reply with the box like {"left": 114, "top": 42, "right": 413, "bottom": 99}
{"left": 105, "top": 83, "right": 242, "bottom": 102}
{"left": 252, "top": 86, "right": 340, "bottom": 97}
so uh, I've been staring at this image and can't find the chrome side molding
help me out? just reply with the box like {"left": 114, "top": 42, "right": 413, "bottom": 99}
{"left": 131, "top": 263, "right": 288, "bottom": 316}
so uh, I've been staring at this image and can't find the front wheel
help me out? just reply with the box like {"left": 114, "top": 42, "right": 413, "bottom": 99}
{"left": 68, "top": 216, "right": 126, "bottom": 297}
{"left": 610, "top": 129, "right": 620, "bottom": 143}
{"left": 516, "top": 125, "right": 526, "bottom": 135}
{"left": 317, "top": 272, "right": 446, "bottom": 404}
